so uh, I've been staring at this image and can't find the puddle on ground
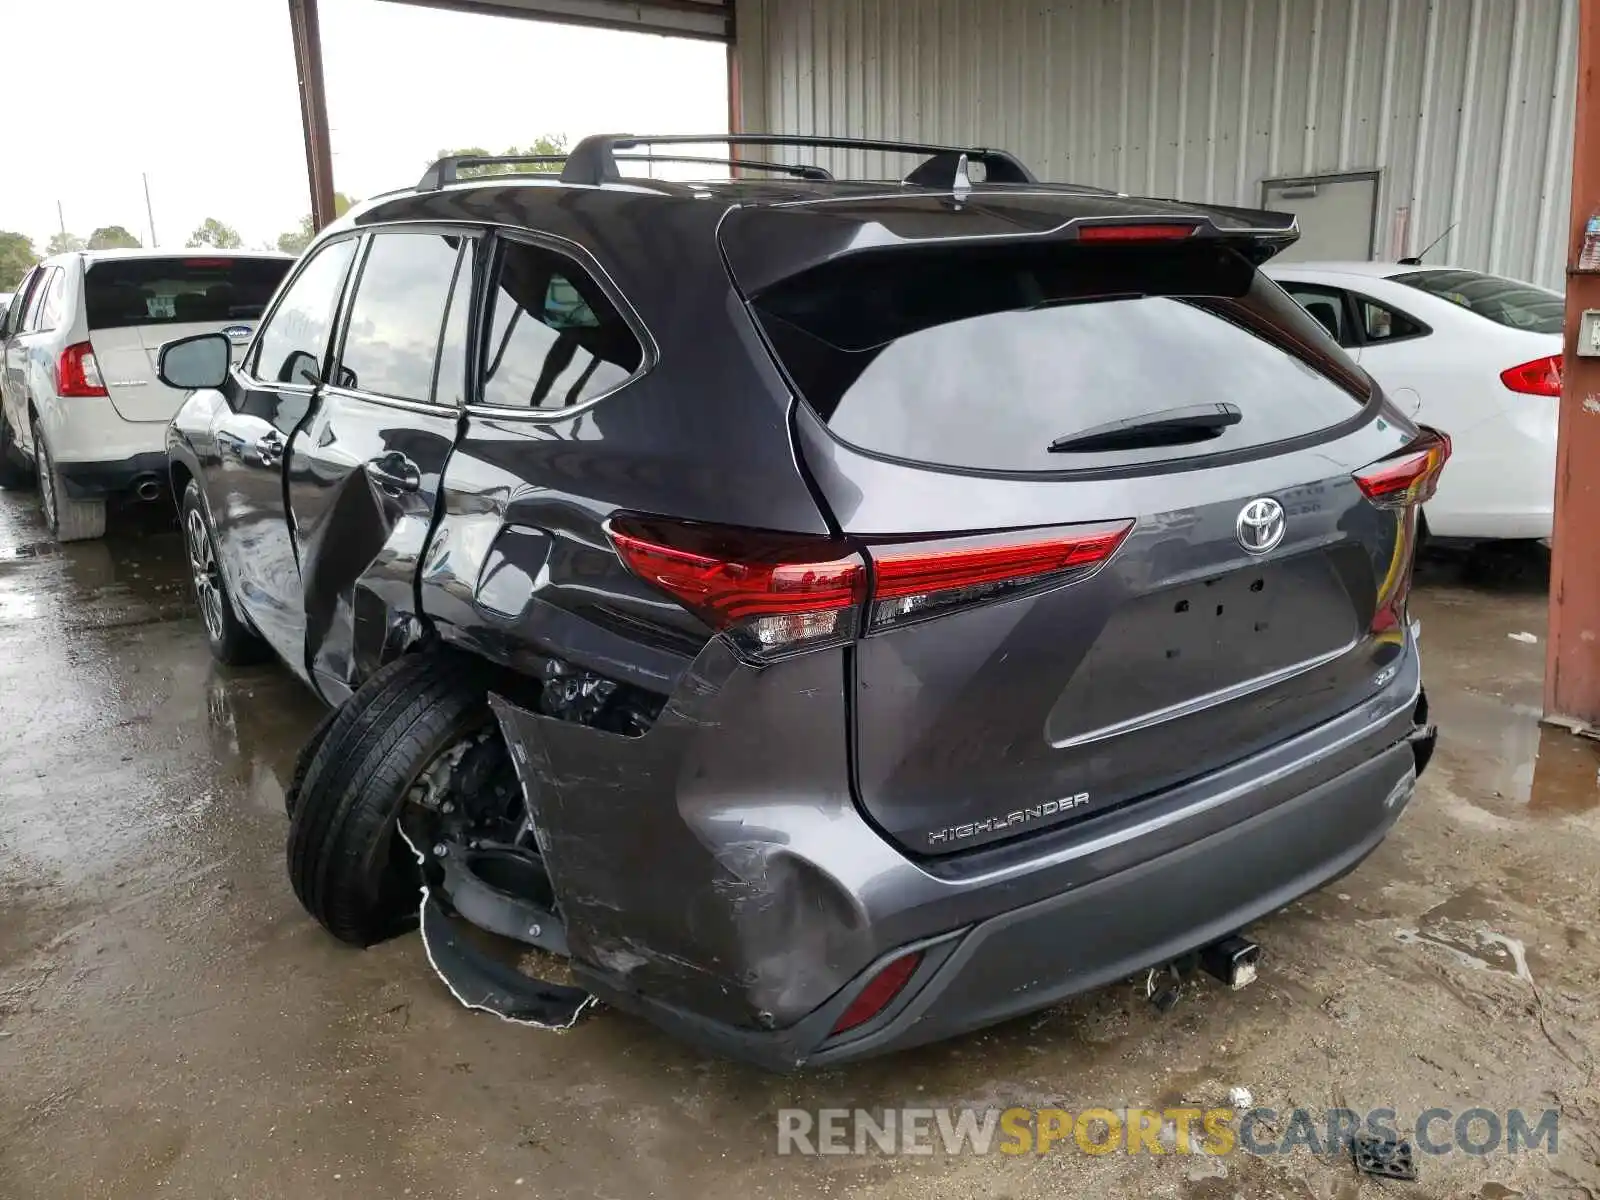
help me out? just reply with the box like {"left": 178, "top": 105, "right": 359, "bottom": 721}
{"left": 1434, "top": 688, "right": 1600, "bottom": 817}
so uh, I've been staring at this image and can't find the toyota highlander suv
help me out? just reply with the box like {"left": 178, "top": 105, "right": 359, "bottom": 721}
{"left": 159, "top": 134, "right": 1443, "bottom": 1068}
{"left": 0, "top": 248, "right": 292, "bottom": 540}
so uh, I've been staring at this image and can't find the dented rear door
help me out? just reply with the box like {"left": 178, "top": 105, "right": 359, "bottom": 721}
{"left": 286, "top": 229, "right": 475, "bottom": 701}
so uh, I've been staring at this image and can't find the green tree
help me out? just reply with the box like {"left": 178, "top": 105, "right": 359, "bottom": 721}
{"left": 87, "top": 225, "right": 141, "bottom": 250}
{"left": 0, "top": 232, "right": 37, "bottom": 290}
{"left": 47, "top": 231, "right": 86, "bottom": 255}
{"left": 187, "top": 218, "right": 243, "bottom": 249}
{"left": 275, "top": 192, "right": 357, "bottom": 256}
{"left": 433, "top": 135, "right": 568, "bottom": 178}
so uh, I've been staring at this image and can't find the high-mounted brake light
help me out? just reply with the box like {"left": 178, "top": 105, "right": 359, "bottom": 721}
{"left": 608, "top": 517, "right": 1134, "bottom": 661}
{"left": 57, "top": 342, "right": 108, "bottom": 398}
{"left": 867, "top": 521, "right": 1133, "bottom": 631}
{"left": 1500, "top": 354, "right": 1562, "bottom": 397}
{"left": 831, "top": 951, "right": 923, "bottom": 1036}
{"left": 1354, "top": 428, "right": 1452, "bottom": 509}
{"left": 606, "top": 517, "right": 866, "bottom": 663}
{"left": 1076, "top": 222, "right": 1201, "bottom": 243}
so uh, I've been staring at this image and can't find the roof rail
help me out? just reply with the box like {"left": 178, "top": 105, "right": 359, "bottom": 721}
{"left": 556, "top": 133, "right": 1038, "bottom": 188}
{"left": 416, "top": 149, "right": 835, "bottom": 191}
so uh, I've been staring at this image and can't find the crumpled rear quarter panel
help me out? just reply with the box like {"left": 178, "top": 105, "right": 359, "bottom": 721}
{"left": 488, "top": 641, "right": 876, "bottom": 1029}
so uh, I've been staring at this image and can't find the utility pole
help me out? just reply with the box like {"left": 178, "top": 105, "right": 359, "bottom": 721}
{"left": 143, "top": 173, "right": 158, "bottom": 248}
{"left": 1546, "top": 0, "right": 1600, "bottom": 728}
{"left": 56, "top": 201, "right": 65, "bottom": 237}
{"left": 287, "top": 0, "right": 337, "bottom": 231}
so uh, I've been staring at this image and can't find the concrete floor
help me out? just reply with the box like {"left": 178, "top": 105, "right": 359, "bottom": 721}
{"left": 0, "top": 490, "right": 1596, "bottom": 1200}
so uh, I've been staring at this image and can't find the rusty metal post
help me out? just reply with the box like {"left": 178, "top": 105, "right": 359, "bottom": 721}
{"left": 287, "top": 0, "right": 337, "bottom": 232}
{"left": 1546, "top": 0, "right": 1600, "bottom": 726}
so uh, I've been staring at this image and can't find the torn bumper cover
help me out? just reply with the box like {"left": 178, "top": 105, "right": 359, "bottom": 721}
{"left": 475, "top": 638, "right": 1428, "bottom": 1071}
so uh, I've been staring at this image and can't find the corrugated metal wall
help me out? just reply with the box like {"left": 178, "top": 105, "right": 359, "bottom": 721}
{"left": 734, "top": 0, "right": 1577, "bottom": 288}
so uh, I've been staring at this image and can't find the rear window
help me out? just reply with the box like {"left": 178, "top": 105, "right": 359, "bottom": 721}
{"left": 750, "top": 242, "right": 1371, "bottom": 474}
{"left": 1393, "top": 268, "right": 1563, "bottom": 334}
{"left": 85, "top": 256, "right": 292, "bottom": 330}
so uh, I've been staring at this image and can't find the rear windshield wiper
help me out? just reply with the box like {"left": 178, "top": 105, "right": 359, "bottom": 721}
{"left": 1047, "top": 403, "right": 1242, "bottom": 453}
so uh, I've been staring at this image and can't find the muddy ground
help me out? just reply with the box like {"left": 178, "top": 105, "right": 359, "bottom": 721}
{"left": 0, "top": 491, "right": 1595, "bottom": 1199}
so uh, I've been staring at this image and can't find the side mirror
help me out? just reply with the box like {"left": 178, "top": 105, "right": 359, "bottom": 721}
{"left": 158, "top": 332, "right": 231, "bottom": 390}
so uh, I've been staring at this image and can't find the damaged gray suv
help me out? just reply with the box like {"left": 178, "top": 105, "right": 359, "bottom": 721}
{"left": 161, "top": 134, "right": 1443, "bottom": 1068}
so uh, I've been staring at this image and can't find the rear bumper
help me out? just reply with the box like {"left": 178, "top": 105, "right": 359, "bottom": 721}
{"left": 496, "top": 632, "right": 1431, "bottom": 1071}
{"left": 56, "top": 451, "right": 169, "bottom": 499}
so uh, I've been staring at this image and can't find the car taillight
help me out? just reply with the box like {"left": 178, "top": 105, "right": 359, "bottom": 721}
{"left": 57, "top": 342, "right": 108, "bottom": 398}
{"left": 608, "top": 517, "right": 1134, "bottom": 662}
{"left": 831, "top": 951, "right": 922, "bottom": 1035}
{"left": 1500, "top": 354, "right": 1562, "bottom": 397}
{"left": 606, "top": 517, "right": 867, "bottom": 663}
{"left": 1076, "top": 221, "right": 1200, "bottom": 242}
{"left": 866, "top": 520, "right": 1134, "bottom": 631}
{"left": 1353, "top": 428, "right": 1452, "bottom": 509}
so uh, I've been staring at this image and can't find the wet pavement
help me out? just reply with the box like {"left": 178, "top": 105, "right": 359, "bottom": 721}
{"left": 0, "top": 489, "right": 1596, "bottom": 1200}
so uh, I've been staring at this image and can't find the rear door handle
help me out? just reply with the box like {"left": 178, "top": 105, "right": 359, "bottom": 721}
{"left": 365, "top": 451, "right": 421, "bottom": 494}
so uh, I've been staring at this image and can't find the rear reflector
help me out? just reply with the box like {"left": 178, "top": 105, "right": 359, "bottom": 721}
{"left": 1077, "top": 222, "right": 1201, "bottom": 242}
{"left": 606, "top": 517, "right": 866, "bottom": 663}
{"left": 608, "top": 517, "right": 1133, "bottom": 661}
{"left": 1500, "top": 354, "right": 1562, "bottom": 397}
{"left": 1354, "top": 427, "right": 1452, "bottom": 509}
{"left": 56, "top": 342, "right": 108, "bottom": 398}
{"left": 831, "top": 951, "right": 923, "bottom": 1035}
{"left": 868, "top": 521, "right": 1133, "bottom": 631}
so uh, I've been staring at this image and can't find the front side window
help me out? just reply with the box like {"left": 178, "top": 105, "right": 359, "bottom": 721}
{"left": 337, "top": 232, "right": 464, "bottom": 403}
{"left": 252, "top": 238, "right": 357, "bottom": 386}
{"left": 5, "top": 269, "right": 41, "bottom": 337}
{"left": 479, "top": 240, "right": 643, "bottom": 411}
{"left": 1395, "top": 268, "right": 1563, "bottom": 334}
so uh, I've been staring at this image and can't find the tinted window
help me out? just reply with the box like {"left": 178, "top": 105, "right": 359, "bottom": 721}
{"left": 1279, "top": 283, "right": 1352, "bottom": 346}
{"left": 1395, "top": 268, "right": 1563, "bottom": 334}
{"left": 480, "top": 241, "right": 642, "bottom": 410}
{"left": 85, "top": 256, "right": 291, "bottom": 330}
{"left": 338, "top": 233, "right": 463, "bottom": 403}
{"left": 253, "top": 239, "right": 357, "bottom": 386}
{"left": 1356, "top": 295, "right": 1427, "bottom": 343}
{"left": 434, "top": 249, "right": 473, "bottom": 408}
{"left": 753, "top": 243, "right": 1369, "bottom": 473}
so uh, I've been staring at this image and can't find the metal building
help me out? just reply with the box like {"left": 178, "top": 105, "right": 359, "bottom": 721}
{"left": 732, "top": 0, "right": 1578, "bottom": 289}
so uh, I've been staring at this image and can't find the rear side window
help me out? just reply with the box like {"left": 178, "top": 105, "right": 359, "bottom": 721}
{"left": 337, "top": 232, "right": 465, "bottom": 403}
{"left": 751, "top": 242, "right": 1371, "bottom": 473}
{"left": 85, "top": 256, "right": 291, "bottom": 330}
{"left": 252, "top": 239, "right": 357, "bottom": 386}
{"left": 479, "top": 240, "right": 643, "bottom": 411}
{"left": 36, "top": 268, "right": 66, "bottom": 330}
{"left": 1394, "top": 268, "right": 1563, "bottom": 334}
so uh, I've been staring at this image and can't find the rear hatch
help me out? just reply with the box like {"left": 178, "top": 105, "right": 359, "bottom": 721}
{"left": 726, "top": 200, "right": 1433, "bottom": 856}
{"left": 85, "top": 255, "right": 292, "bottom": 422}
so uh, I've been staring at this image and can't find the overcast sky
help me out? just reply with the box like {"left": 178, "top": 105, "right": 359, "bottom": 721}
{"left": 0, "top": 0, "right": 728, "bottom": 252}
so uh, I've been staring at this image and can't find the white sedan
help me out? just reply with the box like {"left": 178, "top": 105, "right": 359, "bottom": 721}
{"left": 1265, "top": 261, "right": 1562, "bottom": 544}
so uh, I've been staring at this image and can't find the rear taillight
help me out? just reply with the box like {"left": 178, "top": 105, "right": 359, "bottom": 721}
{"left": 831, "top": 951, "right": 922, "bottom": 1035}
{"left": 1500, "top": 354, "right": 1562, "bottom": 397}
{"left": 866, "top": 521, "right": 1133, "bottom": 631}
{"left": 608, "top": 517, "right": 1133, "bottom": 662}
{"left": 1354, "top": 428, "right": 1452, "bottom": 509}
{"left": 606, "top": 517, "right": 866, "bottom": 662}
{"left": 1076, "top": 221, "right": 1200, "bottom": 243}
{"left": 56, "top": 342, "right": 108, "bottom": 398}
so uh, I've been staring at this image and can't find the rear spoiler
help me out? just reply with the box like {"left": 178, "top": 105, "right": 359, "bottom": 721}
{"left": 721, "top": 202, "right": 1302, "bottom": 295}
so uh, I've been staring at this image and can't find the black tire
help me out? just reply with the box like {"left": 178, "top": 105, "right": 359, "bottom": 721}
{"left": 0, "top": 409, "right": 34, "bottom": 491}
{"left": 284, "top": 700, "right": 344, "bottom": 819}
{"left": 180, "top": 480, "right": 269, "bottom": 665}
{"left": 33, "top": 417, "right": 104, "bottom": 542}
{"left": 287, "top": 651, "right": 496, "bottom": 947}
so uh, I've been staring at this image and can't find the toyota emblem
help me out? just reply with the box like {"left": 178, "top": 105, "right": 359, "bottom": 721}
{"left": 1236, "top": 497, "right": 1286, "bottom": 554}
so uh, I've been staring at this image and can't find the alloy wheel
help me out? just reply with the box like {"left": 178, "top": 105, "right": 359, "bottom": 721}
{"left": 36, "top": 433, "right": 56, "bottom": 530}
{"left": 186, "top": 507, "right": 225, "bottom": 643}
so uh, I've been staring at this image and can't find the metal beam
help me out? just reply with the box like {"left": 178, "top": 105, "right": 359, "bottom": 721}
{"left": 378, "top": 0, "right": 732, "bottom": 41}
{"left": 287, "top": 0, "right": 338, "bottom": 232}
{"left": 1546, "top": 0, "right": 1600, "bottom": 726}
